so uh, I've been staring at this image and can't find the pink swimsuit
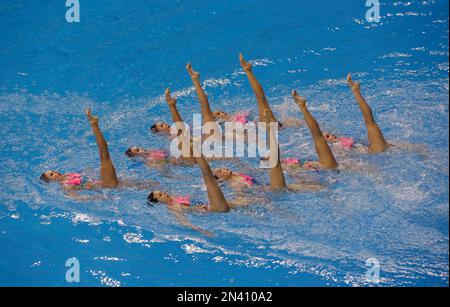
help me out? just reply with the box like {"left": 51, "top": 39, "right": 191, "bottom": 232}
{"left": 169, "top": 196, "right": 210, "bottom": 212}
{"left": 235, "top": 173, "right": 256, "bottom": 186}
{"left": 338, "top": 137, "right": 354, "bottom": 149}
{"left": 62, "top": 173, "right": 83, "bottom": 186}
{"left": 231, "top": 112, "right": 251, "bottom": 125}
{"left": 147, "top": 150, "right": 168, "bottom": 160}
{"left": 281, "top": 158, "right": 300, "bottom": 166}
{"left": 169, "top": 196, "right": 191, "bottom": 206}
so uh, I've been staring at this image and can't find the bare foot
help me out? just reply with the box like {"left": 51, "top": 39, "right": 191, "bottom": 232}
{"left": 347, "top": 73, "right": 360, "bottom": 91}
{"left": 239, "top": 53, "right": 252, "bottom": 72}
{"left": 165, "top": 88, "right": 176, "bottom": 107}
{"left": 85, "top": 108, "right": 99, "bottom": 125}
{"left": 292, "top": 90, "right": 307, "bottom": 108}
{"left": 186, "top": 62, "right": 199, "bottom": 80}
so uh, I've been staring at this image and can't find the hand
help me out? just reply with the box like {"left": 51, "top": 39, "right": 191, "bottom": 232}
{"left": 347, "top": 73, "right": 360, "bottom": 91}
{"left": 292, "top": 90, "right": 307, "bottom": 107}
{"left": 165, "top": 88, "right": 176, "bottom": 107}
{"left": 85, "top": 108, "right": 99, "bottom": 124}
{"left": 239, "top": 53, "right": 252, "bottom": 71}
{"left": 186, "top": 62, "right": 199, "bottom": 80}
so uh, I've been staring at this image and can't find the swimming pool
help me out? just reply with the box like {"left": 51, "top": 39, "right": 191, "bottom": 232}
{"left": 0, "top": 0, "right": 448, "bottom": 286}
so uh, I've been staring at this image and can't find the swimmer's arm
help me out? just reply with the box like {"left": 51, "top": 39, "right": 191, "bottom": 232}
{"left": 228, "top": 198, "right": 249, "bottom": 208}
{"left": 119, "top": 179, "right": 160, "bottom": 189}
{"left": 144, "top": 159, "right": 166, "bottom": 169}
{"left": 279, "top": 117, "right": 303, "bottom": 127}
{"left": 228, "top": 192, "right": 267, "bottom": 208}
{"left": 169, "top": 156, "right": 196, "bottom": 166}
{"left": 170, "top": 209, "right": 214, "bottom": 237}
{"left": 152, "top": 165, "right": 182, "bottom": 179}
{"left": 288, "top": 181, "right": 325, "bottom": 192}
{"left": 63, "top": 189, "right": 107, "bottom": 201}
{"left": 392, "top": 142, "right": 429, "bottom": 155}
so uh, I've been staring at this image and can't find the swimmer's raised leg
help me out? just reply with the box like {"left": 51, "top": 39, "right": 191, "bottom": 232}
{"left": 347, "top": 74, "right": 389, "bottom": 153}
{"left": 165, "top": 88, "right": 196, "bottom": 163}
{"left": 239, "top": 53, "right": 278, "bottom": 123}
{"left": 165, "top": 87, "right": 186, "bottom": 139}
{"left": 265, "top": 110, "right": 287, "bottom": 190}
{"left": 186, "top": 63, "right": 216, "bottom": 124}
{"left": 165, "top": 88, "right": 183, "bottom": 123}
{"left": 194, "top": 153, "right": 230, "bottom": 212}
{"left": 86, "top": 108, "right": 120, "bottom": 188}
{"left": 292, "top": 91, "right": 338, "bottom": 169}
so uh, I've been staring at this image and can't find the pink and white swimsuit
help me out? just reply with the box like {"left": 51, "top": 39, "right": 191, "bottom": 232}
{"left": 235, "top": 173, "right": 256, "bottom": 187}
{"left": 62, "top": 173, "right": 83, "bottom": 187}
{"left": 169, "top": 196, "right": 210, "bottom": 212}
{"left": 337, "top": 137, "right": 354, "bottom": 149}
{"left": 231, "top": 112, "right": 251, "bottom": 125}
{"left": 281, "top": 157, "right": 300, "bottom": 166}
{"left": 146, "top": 150, "right": 168, "bottom": 160}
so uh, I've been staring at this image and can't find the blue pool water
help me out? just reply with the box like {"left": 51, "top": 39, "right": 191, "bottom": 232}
{"left": 0, "top": 0, "right": 448, "bottom": 286}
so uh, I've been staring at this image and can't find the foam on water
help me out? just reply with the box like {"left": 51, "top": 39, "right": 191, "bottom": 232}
{"left": 1, "top": 72, "right": 448, "bottom": 286}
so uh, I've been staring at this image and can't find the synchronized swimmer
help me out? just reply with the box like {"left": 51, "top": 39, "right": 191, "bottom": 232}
{"left": 40, "top": 109, "right": 158, "bottom": 200}
{"left": 41, "top": 53, "right": 402, "bottom": 234}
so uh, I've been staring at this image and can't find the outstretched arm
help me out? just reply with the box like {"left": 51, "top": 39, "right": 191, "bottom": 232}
{"left": 266, "top": 109, "right": 287, "bottom": 190}
{"left": 119, "top": 178, "right": 160, "bottom": 189}
{"left": 292, "top": 91, "right": 338, "bottom": 169}
{"left": 186, "top": 63, "right": 216, "bottom": 124}
{"left": 194, "top": 152, "right": 230, "bottom": 213}
{"left": 347, "top": 74, "right": 388, "bottom": 153}
{"left": 170, "top": 209, "right": 214, "bottom": 237}
{"left": 86, "top": 108, "right": 120, "bottom": 188}
{"left": 240, "top": 53, "right": 278, "bottom": 123}
{"left": 64, "top": 189, "right": 108, "bottom": 201}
